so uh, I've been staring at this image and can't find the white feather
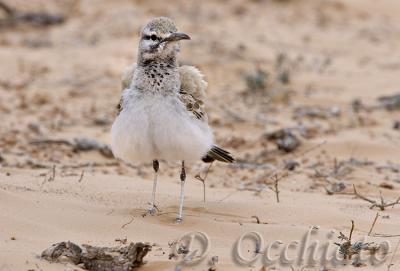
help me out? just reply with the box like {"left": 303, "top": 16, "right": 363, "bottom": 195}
{"left": 111, "top": 89, "right": 213, "bottom": 163}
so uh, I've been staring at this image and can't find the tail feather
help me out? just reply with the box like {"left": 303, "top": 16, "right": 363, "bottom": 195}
{"left": 202, "top": 145, "right": 235, "bottom": 163}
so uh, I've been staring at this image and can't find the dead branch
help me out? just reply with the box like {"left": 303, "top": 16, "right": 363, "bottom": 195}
{"left": 387, "top": 238, "right": 400, "bottom": 271}
{"left": 368, "top": 212, "right": 379, "bottom": 236}
{"left": 121, "top": 216, "right": 135, "bottom": 229}
{"left": 372, "top": 233, "right": 400, "bottom": 238}
{"left": 0, "top": 1, "right": 14, "bottom": 16}
{"left": 78, "top": 170, "right": 85, "bottom": 182}
{"left": 30, "top": 139, "right": 71, "bottom": 146}
{"left": 353, "top": 185, "right": 400, "bottom": 210}
{"left": 41, "top": 241, "right": 151, "bottom": 271}
{"left": 251, "top": 215, "right": 261, "bottom": 224}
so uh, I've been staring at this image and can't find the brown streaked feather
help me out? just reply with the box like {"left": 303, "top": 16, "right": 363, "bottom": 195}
{"left": 179, "top": 90, "right": 207, "bottom": 121}
{"left": 179, "top": 65, "right": 207, "bottom": 100}
{"left": 178, "top": 65, "right": 208, "bottom": 122}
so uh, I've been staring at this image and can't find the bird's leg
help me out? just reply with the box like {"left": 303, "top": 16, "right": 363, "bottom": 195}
{"left": 148, "top": 159, "right": 159, "bottom": 215}
{"left": 176, "top": 161, "right": 186, "bottom": 223}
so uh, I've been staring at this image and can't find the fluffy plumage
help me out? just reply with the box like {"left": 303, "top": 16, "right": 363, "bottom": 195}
{"left": 115, "top": 63, "right": 234, "bottom": 163}
{"left": 112, "top": 16, "right": 233, "bottom": 165}
{"left": 111, "top": 17, "right": 233, "bottom": 222}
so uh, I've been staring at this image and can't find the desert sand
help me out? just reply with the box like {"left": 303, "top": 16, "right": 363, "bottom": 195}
{"left": 1, "top": 0, "right": 400, "bottom": 270}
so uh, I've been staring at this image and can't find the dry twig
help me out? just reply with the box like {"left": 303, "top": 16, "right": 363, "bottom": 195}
{"left": 195, "top": 162, "right": 214, "bottom": 204}
{"left": 269, "top": 173, "right": 288, "bottom": 203}
{"left": 368, "top": 212, "right": 379, "bottom": 236}
{"left": 121, "top": 216, "right": 135, "bottom": 229}
{"left": 372, "top": 233, "right": 400, "bottom": 238}
{"left": 387, "top": 238, "right": 400, "bottom": 271}
{"left": 251, "top": 215, "right": 260, "bottom": 224}
{"left": 353, "top": 185, "right": 400, "bottom": 210}
{"left": 335, "top": 220, "right": 380, "bottom": 261}
{"left": 78, "top": 170, "right": 85, "bottom": 182}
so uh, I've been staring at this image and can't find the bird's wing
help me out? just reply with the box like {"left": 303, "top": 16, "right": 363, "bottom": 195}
{"left": 121, "top": 63, "right": 137, "bottom": 90}
{"left": 178, "top": 66, "right": 234, "bottom": 163}
{"left": 117, "top": 64, "right": 137, "bottom": 115}
{"left": 178, "top": 65, "right": 208, "bottom": 122}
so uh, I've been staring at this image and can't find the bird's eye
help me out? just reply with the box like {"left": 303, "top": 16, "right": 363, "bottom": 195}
{"left": 150, "top": 34, "right": 158, "bottom": 41}
{"left": 143, "top": 35, "right": 151, "bottom": 40}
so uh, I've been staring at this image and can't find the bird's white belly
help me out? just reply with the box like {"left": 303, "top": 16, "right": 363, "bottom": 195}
{"left": 111, "top": 94, "right": 213, "bottom": 163}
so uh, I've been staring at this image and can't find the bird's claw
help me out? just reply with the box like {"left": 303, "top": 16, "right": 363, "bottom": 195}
{"left": 147, "top": 204, "right": 158, "bottom": 215}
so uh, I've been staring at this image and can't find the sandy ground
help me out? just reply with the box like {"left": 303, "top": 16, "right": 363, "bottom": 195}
{"left": 1, "top": 0, "right": 400, "bottom": 270}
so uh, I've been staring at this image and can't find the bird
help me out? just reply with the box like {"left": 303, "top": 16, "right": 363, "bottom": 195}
{"left": 111, "top": 17, "right": 234, "bottom": 223}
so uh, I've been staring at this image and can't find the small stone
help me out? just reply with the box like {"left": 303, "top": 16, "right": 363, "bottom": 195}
{"left": 284, "top": 160, "right": 299, "bottom": 171}
{"left": 379, "top": 182, "right": 394, "bottom": 190}
{"left": 393, "top": 121, "right": 400, "bottom": 130}
{"left": 276, "top": 133, "right": 301, "bottom": 152}
{"left": 330, "top": 106, "right": 341, "bottom": 116}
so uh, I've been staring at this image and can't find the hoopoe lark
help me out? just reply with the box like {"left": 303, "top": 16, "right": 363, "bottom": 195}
{"left": 111, "top": 17, "right": 234, "bottom": 223}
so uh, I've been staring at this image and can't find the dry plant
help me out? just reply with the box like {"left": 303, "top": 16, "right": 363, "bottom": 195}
{"left": 270, "top": 173, "right": 288, "bottom": 203}
{"left": 41, "top": 165, "right": 56, "bottom": 185}
{"left": 353, "top": 185, "right": 400, "bottom": 210}
{"left": 195, "top": 162, "right": 214, "bottom": 204}
{"left": 335, "top": 220, "right": 380, "bottom": 261}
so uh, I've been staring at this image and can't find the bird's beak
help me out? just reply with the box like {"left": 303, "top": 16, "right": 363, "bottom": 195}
{"left": 161, "top": 32, "right": 191, "bottom": 43}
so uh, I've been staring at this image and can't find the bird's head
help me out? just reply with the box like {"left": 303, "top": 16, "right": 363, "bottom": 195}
{"left": 138, "top": 17, "right": 190, "bottom": 63}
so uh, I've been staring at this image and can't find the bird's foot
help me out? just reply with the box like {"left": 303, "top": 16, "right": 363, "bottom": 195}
{"left": 175, "top": 216, "right": 183, "bottom": 224}
{"left": 147, "top": 204, "right": 159, "bottom": 216}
